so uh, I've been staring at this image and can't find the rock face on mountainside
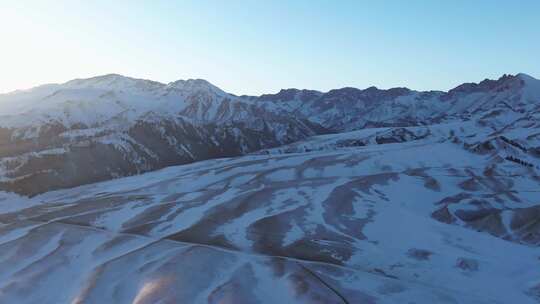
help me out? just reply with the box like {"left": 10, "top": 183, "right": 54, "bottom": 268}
{"left": 1, "top": 73, "right": 539, "bottom": 195}
{"left": 0, "top": 73, "right": 539, "bottom": 303}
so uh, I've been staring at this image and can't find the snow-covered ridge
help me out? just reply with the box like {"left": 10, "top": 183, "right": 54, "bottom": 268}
{"left": 0, "top": 74, "right": 240, "bottom": 129}
{"left": 1, "top": 73, "right": 538, "bottom": 130}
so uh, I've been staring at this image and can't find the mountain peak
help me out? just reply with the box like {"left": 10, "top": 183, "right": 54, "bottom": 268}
{"left": 65, "top": 74, "right": 164, "bottom": 91}
{"left": 516, "top": 73, "right": 539, "bottom": 86}
{"left": 258, "top": 88, "right": 322, "bottom": 102}
{"left": 167, "top": 78, "right": 227, "bottom": 96}
{"left": 447, "top": 73, "right": 533, "bottom": 96}
{"left": 67, "top": 73, "right": 134, "bottom": 84}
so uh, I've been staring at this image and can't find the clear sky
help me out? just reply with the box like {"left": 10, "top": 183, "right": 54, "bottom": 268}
{"left": 1, "top": 0, "right": 539, "bottom": 95}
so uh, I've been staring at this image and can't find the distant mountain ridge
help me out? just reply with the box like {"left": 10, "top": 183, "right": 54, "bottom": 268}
{"left": 0, "top": 73, "right": 538, "bottom": 195}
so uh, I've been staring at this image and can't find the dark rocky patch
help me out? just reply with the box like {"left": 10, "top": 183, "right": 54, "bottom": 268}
{"left": 455, "top": 257, "right": 479, "bottom": 272}
{"left": 407, "top": 248, "right": 433, "bottom": 261}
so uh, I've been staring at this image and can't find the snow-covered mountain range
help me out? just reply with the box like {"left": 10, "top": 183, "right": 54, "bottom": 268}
{"left": 0, "top": 73, "right": 539, "bottom": 303}
{"left": 0, "top": 73, "right": 539, "bottom": 195}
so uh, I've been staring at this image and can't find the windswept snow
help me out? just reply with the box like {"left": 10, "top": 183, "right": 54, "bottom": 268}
{"left": 1, "top": 129, "right": 539, "bottom": 303}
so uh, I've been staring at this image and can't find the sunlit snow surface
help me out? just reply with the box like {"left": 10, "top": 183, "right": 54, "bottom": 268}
{"left": 1, "top": 133, "right": 539, "bottom": 303}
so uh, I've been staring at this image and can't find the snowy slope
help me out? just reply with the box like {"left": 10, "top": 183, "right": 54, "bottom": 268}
{"left": 1, "top": 131, "right": 539, "bottom": 303}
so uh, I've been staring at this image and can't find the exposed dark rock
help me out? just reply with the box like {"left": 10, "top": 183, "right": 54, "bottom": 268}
{"left": 456, "top": 257, "right": 479, "bottom": 272}
{"left": 407, "top": 248, "right": 433, "bottom": 261}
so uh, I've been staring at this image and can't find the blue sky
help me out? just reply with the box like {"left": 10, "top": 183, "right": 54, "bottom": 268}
{"left": 1, "top": 0, "right": 539, "bottom": 94}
